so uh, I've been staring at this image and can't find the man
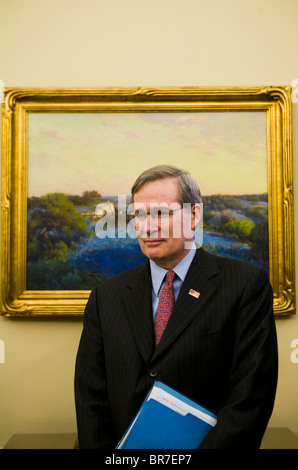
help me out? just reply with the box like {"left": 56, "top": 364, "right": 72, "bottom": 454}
{"left": 75, "top": 165, "right": 278, "bottom": 449}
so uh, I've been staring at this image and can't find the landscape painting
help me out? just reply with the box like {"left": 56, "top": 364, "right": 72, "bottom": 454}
{"left": 27, "top": 111, "right": 268, "bottom": 290}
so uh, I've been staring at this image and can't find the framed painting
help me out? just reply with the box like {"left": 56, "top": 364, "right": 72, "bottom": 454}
{"left": 0, "top": 87, "right": 295, "bottom": 316}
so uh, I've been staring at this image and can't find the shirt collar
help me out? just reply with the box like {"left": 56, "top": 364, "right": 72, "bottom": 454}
{"left": 149, "top": 243, "right": 197, "bottom": 296}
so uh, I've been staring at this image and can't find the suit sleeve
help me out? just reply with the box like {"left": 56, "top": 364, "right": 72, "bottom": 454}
{"left": 199, "top": 267, "right": 278, "bottom": 449}
{"left": 74, "top": 288, "right": 116, "bottom": 449}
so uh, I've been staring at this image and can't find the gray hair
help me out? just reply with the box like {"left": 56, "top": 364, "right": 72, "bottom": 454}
{"left": 131, "top": 164, "right": 202, "bottom": 204}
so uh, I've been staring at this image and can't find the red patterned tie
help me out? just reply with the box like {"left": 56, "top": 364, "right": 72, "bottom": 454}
{"left": 155, "top": 270, "right": 176, "bottom": 347}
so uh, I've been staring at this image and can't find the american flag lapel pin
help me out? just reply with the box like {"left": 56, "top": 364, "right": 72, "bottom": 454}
{"left": 188, "top": 289, "right": 200, "bottom": 299}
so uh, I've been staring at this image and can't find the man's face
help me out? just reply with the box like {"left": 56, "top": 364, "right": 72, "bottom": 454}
{"left": 133, "top": 178, "right": 199, "bottom": 270}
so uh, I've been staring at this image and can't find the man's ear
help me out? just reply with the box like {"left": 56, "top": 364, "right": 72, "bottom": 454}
{"left": 191, "top": 203, "right": 202, "bottom": 230}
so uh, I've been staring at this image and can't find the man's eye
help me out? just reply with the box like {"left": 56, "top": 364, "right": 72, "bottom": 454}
{"left": 158, "top": 210, "right": 170, "bottom": 218}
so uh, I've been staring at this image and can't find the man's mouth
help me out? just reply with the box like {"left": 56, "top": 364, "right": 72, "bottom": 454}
{"left": 143, "top": 239, "right": 165, "bottom": 246}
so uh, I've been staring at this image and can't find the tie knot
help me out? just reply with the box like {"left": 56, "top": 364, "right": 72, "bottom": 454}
{"left": 166, "top": 270, "right": 176, "bottom": 284}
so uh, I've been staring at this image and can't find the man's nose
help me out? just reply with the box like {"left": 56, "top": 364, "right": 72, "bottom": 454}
{"left": 146, "top": 214, "right": 159, "bottom": 233}
{"left": 138, "top": 214, "right": 159, "bottom": 237}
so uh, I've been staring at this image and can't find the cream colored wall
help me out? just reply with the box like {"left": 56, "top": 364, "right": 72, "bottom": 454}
{"left": 1, "top": 0, "right": 298, "bottom": 447}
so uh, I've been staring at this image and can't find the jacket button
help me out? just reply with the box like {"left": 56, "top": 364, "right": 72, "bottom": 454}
{"left": 149, "top": 368, "right": 158, "bottom": 378}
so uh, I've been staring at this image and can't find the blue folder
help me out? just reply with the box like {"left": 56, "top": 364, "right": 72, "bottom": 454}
{"left": 116, "top": 381, "right": 217, "bottom": 449}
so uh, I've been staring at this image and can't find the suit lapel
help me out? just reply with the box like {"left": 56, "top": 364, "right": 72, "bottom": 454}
{"left": 121, "top": 248, "right": 221, "bottom": 364}
{"left": 121, "top": 262, "right": 155, "bottom": 364}
{"left": 151, "top": 248, "right": 220, "bottom": 360}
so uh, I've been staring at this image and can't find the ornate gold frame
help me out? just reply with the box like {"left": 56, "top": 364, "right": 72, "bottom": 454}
{"left": 1, "top": 87, "right": 295, "bottom": 316}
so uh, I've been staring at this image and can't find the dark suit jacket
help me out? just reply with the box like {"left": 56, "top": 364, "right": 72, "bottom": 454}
{"left": 75, "top": 248, "right": 278, "bottom": 449}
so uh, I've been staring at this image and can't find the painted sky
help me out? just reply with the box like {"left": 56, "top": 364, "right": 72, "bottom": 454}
{"left": 28, "top": 111, "right": 267, "bottom": 197}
